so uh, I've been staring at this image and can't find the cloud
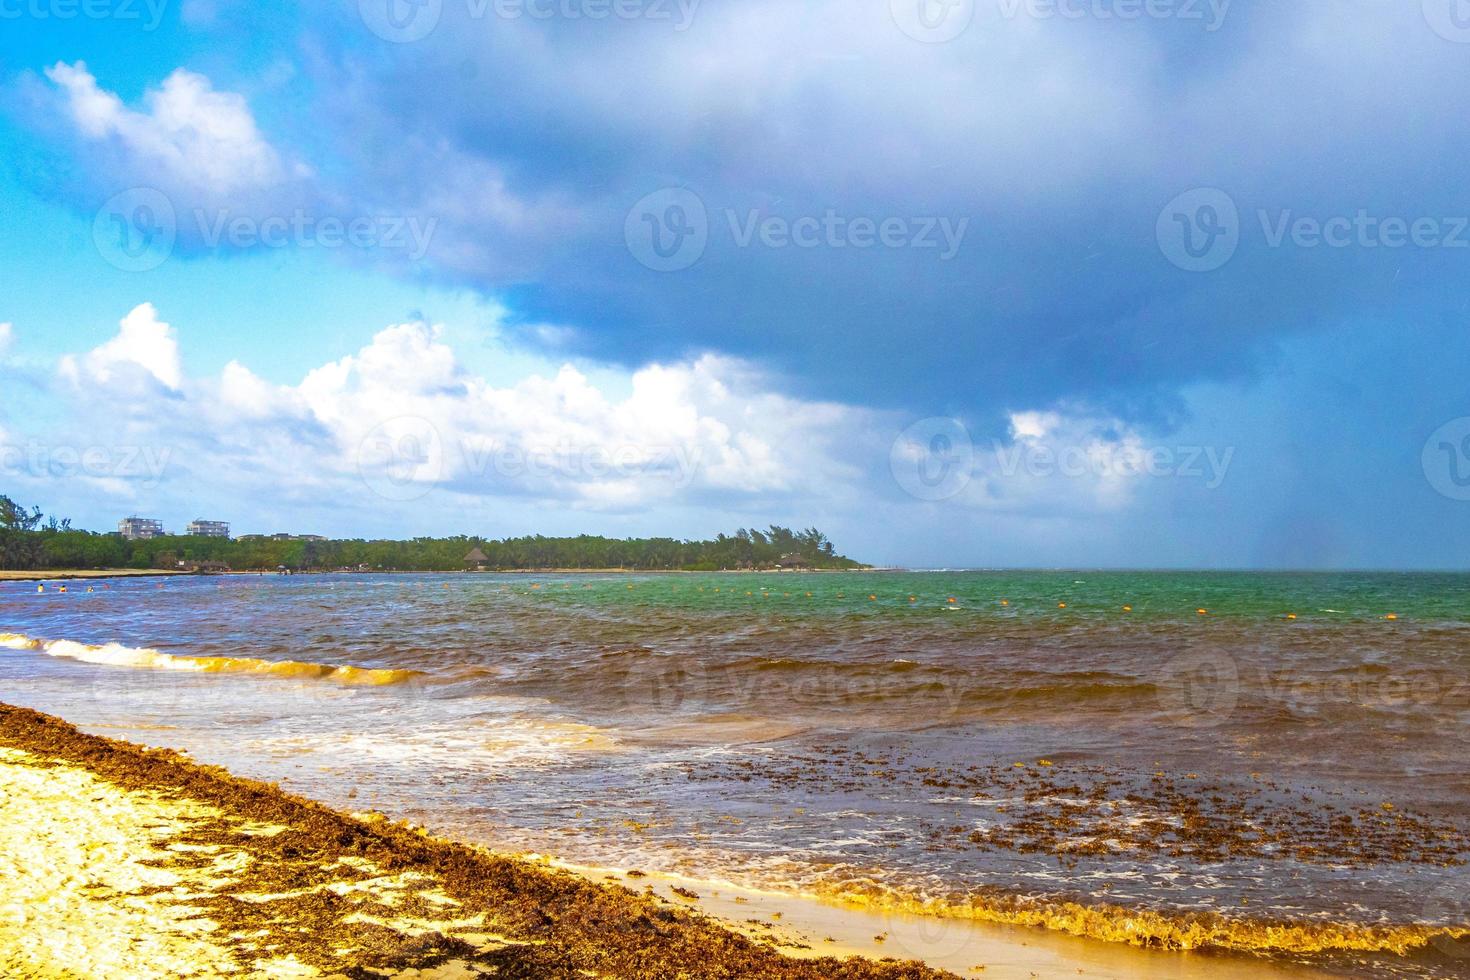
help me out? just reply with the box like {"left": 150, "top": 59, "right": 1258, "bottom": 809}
{"left": 889, "top": 407, "right": 1176, "bottom": 518}
{"left": 13, "top": 5, "right": 1470, "bottom": 521}
{"left": 19, "top": 304, "right": 1465, "bottom": 567}
{"left": 49, "top": 307, "right": 872, "bottom": 514}
{"left": 59, "top": 303, "right": 183, "bottom": 392}
{"left": 173, "top": 0, "right": 1458, "bottom": 438}
{"left": 30, "top": 303, "right": 1232, "bottom": 544}
{"left": 42, "top": 62, "right": 294, "bottom": 195}
{"left": 1009, "top": 411, "right": 1061, "bottom": 442}
{"left": 11, "top": 63, "right": 323, "bottom": 262}
{"left": 0, "top": 323, "right": 12, "bottom": 356}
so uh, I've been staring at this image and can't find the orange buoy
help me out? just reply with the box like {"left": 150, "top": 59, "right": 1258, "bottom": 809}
{"left": 1000, "top": 599, "right": 1009, "bottom": 606}
{"left": 1057, "top": 602, "right": 1066, "bottom": 609}
{"left": 947, "top": 597, "right": 957, "bottom": 604}
{"left": 868, "top": 594, "right": 877, "bottom": 601}
{"left": 1286, "top": 613, "right": 1297, "bottom": 620}
{"left": 909, "top": 595, "right": 917, "bottom": 602}
{"left": 1122, "top": 605, "right": 1132, "bottom": 612}
{"left": 1384, "top": 613, "right": 1398, "bottom": 621}
{"left": 1196, "top": 608, "right": 1208, "bottom": 615}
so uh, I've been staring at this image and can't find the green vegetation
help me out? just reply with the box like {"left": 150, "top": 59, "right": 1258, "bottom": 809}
{"left": 0, "top": 495, "right": 69, "bottom": 570}
{"left": 0, "top": 495, "right": 863, "bottom": 571}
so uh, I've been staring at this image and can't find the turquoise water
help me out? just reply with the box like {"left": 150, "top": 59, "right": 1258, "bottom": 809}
{"left": 2, "top": 570, "right": 1468, "bottom": 975}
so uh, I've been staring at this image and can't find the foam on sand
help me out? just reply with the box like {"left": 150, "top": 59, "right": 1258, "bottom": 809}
{"left": 0, "top": 631, "right": 419, "bottom": 686}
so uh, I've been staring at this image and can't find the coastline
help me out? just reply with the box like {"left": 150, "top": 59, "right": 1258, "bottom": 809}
{"left": 2, "top": 567, "right": 882, "bottom": 581}
{"left": 0, "top": 701, "right": 953, "bottom": 979}
{"left": 544, "top": 862, "right": 1334, "bottom": 980}
{"left": 0, "top": 701, "right": 1339, "bottom": 980}
{"left": 0, "top": 569, "right": 190, "bottom": 582}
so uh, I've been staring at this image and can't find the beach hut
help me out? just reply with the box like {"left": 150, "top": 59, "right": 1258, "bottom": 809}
{"left": 464, "top": 547, "right": 490, "bottom": 571}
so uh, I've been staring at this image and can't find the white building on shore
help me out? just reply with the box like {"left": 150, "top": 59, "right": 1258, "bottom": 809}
{"left": 118, "top": 517, "right": 165, "bottom": 540}
{"left": 186, "top": 520, "right": 231, "bottom": 538}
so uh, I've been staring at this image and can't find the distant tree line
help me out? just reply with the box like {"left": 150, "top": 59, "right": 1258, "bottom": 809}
{"left": 0, "top": 495, "right": 863, "bottom": 572}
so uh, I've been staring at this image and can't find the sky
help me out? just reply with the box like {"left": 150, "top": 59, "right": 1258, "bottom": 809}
{"left": 1, "top": 0, "right": 1468, "bottom": 568}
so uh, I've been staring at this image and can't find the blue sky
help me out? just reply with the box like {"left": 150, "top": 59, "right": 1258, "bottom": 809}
{"left": 1, "top": 0, "right": 1469, "bottom": 567}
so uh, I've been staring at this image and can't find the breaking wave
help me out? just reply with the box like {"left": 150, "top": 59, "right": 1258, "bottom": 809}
{"left": 0, "top": 632, "right": 420, "bottom": 686}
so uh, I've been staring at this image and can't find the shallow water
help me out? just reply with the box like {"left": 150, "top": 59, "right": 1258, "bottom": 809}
{"left": 2, "top": 570, "right": 1468, "bottom": 976}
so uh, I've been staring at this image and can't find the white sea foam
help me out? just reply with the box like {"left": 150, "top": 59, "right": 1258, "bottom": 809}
{"left": 1, "top": 631, "right": 418, "bottom": 686}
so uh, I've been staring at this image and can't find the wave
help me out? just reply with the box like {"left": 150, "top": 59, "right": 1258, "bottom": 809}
{"left": 0, "top": 632, "right": 420, "bottom": 686}
{"left": 812, "top": 879, "right": 1470, "bottom": 957}
{"left": 504, "top": 832, "right": 1470, "bottom": 962}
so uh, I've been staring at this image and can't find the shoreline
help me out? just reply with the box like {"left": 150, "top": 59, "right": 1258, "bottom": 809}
{"left": 0, "top": 702, "right": 1340, "bottom": 980}
{"left": 3, "top": 567, "right": 882, "bottom": 582}
{"left": 542, "top": 861, "right": 1334, "bottom": 980}
{"left": 0, "top": 569, "right": 190, "bottom": 582}
{"left": 0, "top": 701, "right": 954, "bottom": 979}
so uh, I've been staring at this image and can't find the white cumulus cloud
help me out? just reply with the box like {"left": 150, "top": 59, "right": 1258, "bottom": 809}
{"left": 43, "top": 61, "right": 294, "bottom": 195}
{"left": 51, "top": 308, "right": 867, "bottom": 513}
{"left": 59, "top": 303, "right": 183, "bottom": 391}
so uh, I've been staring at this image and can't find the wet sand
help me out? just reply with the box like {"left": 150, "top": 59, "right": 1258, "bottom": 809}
{"left": 551, "top": 862, "right": 1335, "bottom": 979}
{"left": 0, "top": 569, "right": 187, "bottom": 581}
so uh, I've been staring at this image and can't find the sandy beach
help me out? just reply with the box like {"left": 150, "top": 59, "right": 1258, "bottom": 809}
{"left": 0, "top": 569, "right": 188, "bottom": 582}
{"left": 0, "top": 700, "right": 1345, "bottom": 980}
{"left": 0, "top": 702, "right": 956, "bottom": 979}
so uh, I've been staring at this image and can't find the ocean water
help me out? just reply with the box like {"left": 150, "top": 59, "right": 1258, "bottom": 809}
{"left": 2, "top": 570, "right": 1468, "bottom": 976}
